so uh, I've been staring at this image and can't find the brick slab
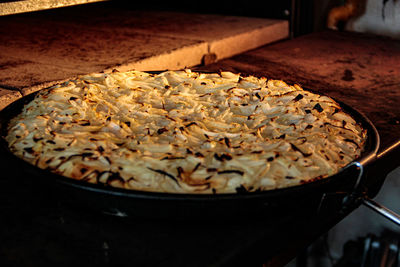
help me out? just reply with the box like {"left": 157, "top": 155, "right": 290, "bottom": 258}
{"left": 209, "top": 20, "right": 288, "bottom": 61}
{"left": 0, "top": 7, "right": 287, "bottom": 93}
{"left": 28, "top": 9, "right": 289, "bottom": 62}
{"left": 0, "top": 21, "right": 206, "bottom": 76}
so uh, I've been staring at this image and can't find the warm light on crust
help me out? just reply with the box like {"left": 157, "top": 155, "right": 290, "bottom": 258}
{"left": 6, "top": 69, "right": 367, "bottom": 193}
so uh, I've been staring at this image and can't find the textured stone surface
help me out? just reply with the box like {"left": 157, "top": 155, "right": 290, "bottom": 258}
{"left": 0, "top": 20, "right": 206, "bottom": 91}
{"left": 0, "top": 6, "right": 287, "bottom": 92}
{"left": 47, "top": 9, "right": 288, "bottom": 62}
{"left": 0, "top": 0, "right": 106, "bottom": 16}
{"left": 208, "top": 19, "right": 288, "bottom": 61}
{"left": 0, "top": 88, "right": 22, "bottom": 110}
{"left": 24, "top": 7, "right": 287, "bottom": 42}
{"left": 0, "top": 22, "right": 205, "bottom": 72}
{"left": 0, "top": 57, "right": 83, "bottom": 95}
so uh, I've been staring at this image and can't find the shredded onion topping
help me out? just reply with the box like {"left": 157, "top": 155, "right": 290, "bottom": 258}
{"left": 6, "top": 69, "right": 367, "bottom": 194}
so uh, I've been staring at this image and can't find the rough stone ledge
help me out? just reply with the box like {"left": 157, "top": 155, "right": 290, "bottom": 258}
{"left": 1, "top": 10, "right": 288, "bottom": 97}
{"left": 0, "top": 89, "right": 22, "bottom": 110}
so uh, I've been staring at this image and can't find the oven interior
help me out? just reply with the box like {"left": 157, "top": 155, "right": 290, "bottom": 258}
{"left": 1, "top": 0, "right": 400, "bottom": 266}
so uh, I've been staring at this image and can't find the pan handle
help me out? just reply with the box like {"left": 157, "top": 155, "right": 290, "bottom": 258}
{"left": 348, "top": 161, "right": 364, "bottom": 191}
{"left": 362, "top": 197, "right": 400, "bottom": 227}
{"left": 342, "top": 159, "right": 400, "bottom": 227}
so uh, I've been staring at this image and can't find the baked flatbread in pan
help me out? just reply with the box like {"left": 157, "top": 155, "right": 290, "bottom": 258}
{"left": 5, "top": 69, "right": 367, "bottom": 194}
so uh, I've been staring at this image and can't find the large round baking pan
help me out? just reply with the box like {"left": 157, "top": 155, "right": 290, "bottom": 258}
{"left": 0, "top": 76, "right": 380, "bottom": 220}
